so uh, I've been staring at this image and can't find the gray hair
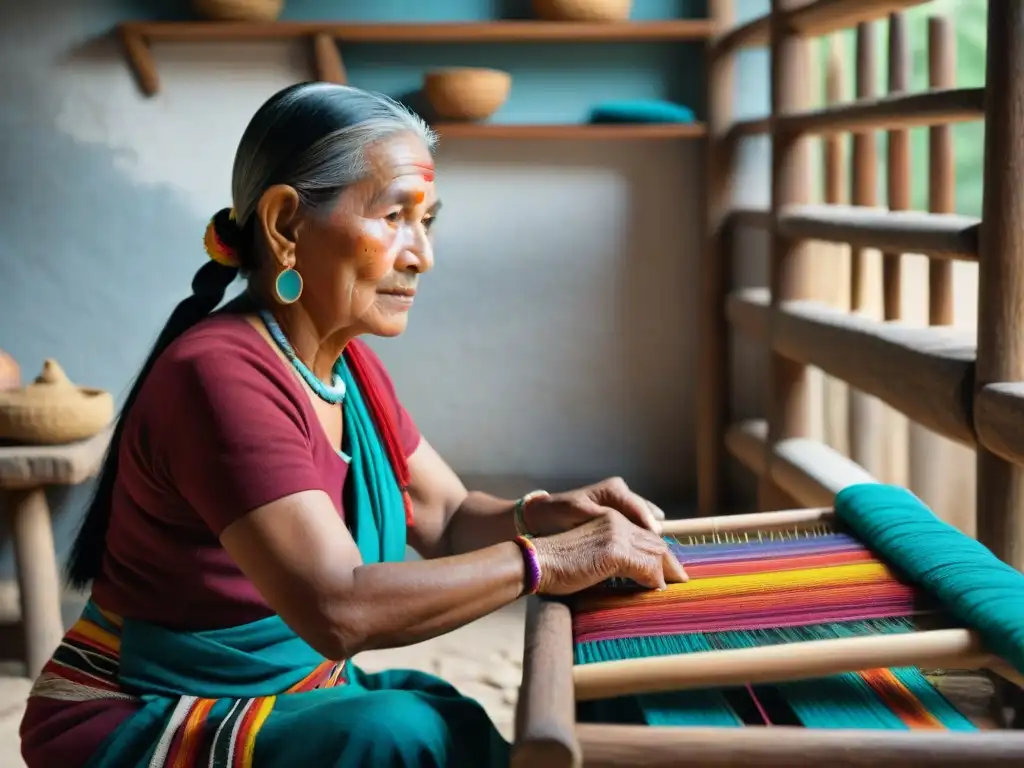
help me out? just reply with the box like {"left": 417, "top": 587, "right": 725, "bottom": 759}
{"left": 230, "top": 83, "right": 438, "bottom": 227}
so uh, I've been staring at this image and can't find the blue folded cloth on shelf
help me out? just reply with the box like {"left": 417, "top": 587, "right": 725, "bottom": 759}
{"left": 588, "top": 100, "right": 696, "bottom": 124}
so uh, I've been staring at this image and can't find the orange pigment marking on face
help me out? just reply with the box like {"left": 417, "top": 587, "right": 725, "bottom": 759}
{"left": 412, "top": 190, "right": 425, "bottom": 205}
{"left": 356, "top": 231, "right": 392, "bottom": 279}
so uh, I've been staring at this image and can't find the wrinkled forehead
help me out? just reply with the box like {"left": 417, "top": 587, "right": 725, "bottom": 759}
{"left": 362, "top": 132, "right": 436, "bottom": 185}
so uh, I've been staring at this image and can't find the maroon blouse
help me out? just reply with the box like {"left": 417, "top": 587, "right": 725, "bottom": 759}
{"left": 91, "top": 313, "right": 421, "bottom": 629}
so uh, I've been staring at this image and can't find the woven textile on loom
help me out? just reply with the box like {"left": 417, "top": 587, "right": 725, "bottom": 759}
{"left": 571, "top": 485, "right": 1014, "bottom": 731}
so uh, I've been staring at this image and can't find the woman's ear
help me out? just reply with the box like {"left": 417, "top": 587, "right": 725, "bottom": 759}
{"left": 255, "top": 185, "right": 302, "bottom": 269}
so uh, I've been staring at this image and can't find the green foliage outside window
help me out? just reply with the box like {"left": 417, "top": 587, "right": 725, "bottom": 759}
{"left": 815, "top": 0, "right": 986, "bottom": 215}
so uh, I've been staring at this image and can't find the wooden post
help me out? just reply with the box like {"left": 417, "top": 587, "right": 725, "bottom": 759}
{"left": 883, "top": 13, "right": 909, "bottom": 321}
{"left": 821, "top": 36, "right": 851, "bottom": 456}
{"left": 511, "top": 599, "right": 579, "bottom": 768}
{"left": 847, "top": 22, "right": 886, "bottom": 482}
{"left": 696, "top": 0, "right": 736, "bottom": 517}
{"left": 910, "top": 15, "right": 972, "bottom": 535}
{"left": 975, "top": 2, "right": 1024, "bottom": 570}
{"left": 823, "top": 40, "right": 845, "bottom": 211}
{"left": 761, "top": 0, "right": 813, "bottom": 512}
{"left": 10, "top": 488, "right": 64, "bottom": 679}
{"left": 881, "top": 13, "right": 911, "bottom": 488}
{"left": 928, "top": 17, "right": 956, "bottom": 327}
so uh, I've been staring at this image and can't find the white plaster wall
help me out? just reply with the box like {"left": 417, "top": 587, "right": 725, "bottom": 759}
{"left": 1, "top": 3, "right": 709, "bottom": 577}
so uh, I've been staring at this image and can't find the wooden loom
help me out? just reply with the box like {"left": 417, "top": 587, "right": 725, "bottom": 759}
{"left": 512, "top": 494, "right": 1024, "bottom": 767}
{"left": 506, "top": 1, "right": 1024, "bottom": 763}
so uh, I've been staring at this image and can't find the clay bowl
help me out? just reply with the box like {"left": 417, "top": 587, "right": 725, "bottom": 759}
{"left": 423, "top": 68, "right": 512, "bottom": 122}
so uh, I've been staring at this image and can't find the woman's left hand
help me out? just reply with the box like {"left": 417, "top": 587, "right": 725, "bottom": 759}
{"left": 520, "top": 477, "right": 666, "bottom": 538}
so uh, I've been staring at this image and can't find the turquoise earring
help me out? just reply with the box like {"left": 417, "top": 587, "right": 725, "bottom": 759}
{"left": 275, "top": 267, "right": 303, "bottom": 304}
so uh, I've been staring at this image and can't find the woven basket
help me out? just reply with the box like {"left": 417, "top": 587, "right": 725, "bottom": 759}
{"left": 191, "top": 0, "right": 284, "bottom": 21}
{"left": 532, "top": 0, "right": 632, "bottom": 21}
{"left": 0, "top": 349, "right": 18, "bottom": 392}
{"left": 0, "top": 359, "right": 114, "bottom": 445}
{"left": 423, "top": 68, "right": 512, "bottom": 122}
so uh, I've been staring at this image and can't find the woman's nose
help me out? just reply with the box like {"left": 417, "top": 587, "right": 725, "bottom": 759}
{"left": 399, "top": 235, "right": 434, "bottom": 274}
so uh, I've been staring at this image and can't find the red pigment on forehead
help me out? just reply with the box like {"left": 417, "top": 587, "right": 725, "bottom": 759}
{"left": 413, "top": 162, "right": 435, "bottom": 182}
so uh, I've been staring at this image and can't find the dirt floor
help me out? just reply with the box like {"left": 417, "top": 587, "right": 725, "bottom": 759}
{"left": 0, "top": 601, "right": 526, "bottom": 766}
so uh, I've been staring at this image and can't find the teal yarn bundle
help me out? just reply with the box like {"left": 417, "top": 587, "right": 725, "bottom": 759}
{"left": 835, "top": 483, "right": 1024, "bottom": 676}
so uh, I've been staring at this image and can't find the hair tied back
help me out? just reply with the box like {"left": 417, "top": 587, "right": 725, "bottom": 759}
{"left": 203, "top": 207, "right": 243, "bottom": 268}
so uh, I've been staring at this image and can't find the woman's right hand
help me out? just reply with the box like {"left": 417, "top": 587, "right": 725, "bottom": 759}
{"left": 529, "top": 511, "right": 688, "bottom": 595}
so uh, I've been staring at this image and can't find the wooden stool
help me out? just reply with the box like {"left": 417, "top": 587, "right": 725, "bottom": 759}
{"left": 0, "top": 429, "right": 110, "bottom": 678}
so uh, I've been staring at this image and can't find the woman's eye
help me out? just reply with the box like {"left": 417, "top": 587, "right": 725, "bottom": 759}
{"left": 423, "top": 215, "right": 436, "bottom": 230}
{"left": 385, "top": 211, "right": 402, "bottom": 223}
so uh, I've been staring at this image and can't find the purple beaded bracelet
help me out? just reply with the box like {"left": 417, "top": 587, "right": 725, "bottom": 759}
{"left": 514, "top": 535, "right": 542, "bottom": 595}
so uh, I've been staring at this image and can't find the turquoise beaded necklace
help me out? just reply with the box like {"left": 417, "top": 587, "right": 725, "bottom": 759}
{"left": 258, "top": 309, "right": 347, "bottom": 404}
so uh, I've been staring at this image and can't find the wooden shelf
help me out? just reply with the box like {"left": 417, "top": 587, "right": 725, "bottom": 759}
{"left": 431, "top": 123, "right": 707, "bottom": 140}
{"left": 118, "top": 19, "right": 714, "bottom": 102}
{"left": 120, "top": 19, "right": 716, "bottom": 44}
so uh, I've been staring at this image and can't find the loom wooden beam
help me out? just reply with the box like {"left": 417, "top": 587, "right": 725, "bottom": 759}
{"left": 713, "top": 0, "right": 930, "bottom": 54}
{"left": 576, "top": 724, "right": 1024, "bottom": 767}
{"left": 777, "top": 204, "right": 980, "bottom": 261}
{"left": 724, "top": 419, "right": 877, "bottom": 508}
{"left": 572, "top": 628, "right": 1022, "bottom": 702}
{"left": 974, "top": 2, "right": 1024, "bottom": 572}
{"left": 661, "top": 506, "right": 834, "bottom": 537}
{"left": 512, "top": 597, "right": 580, "bottom": 768}
{"left": 727, "top": 288, "right": 977, "bottom": 446}
{"left": 695, "top": 0, "right": 737, "bottom": 517}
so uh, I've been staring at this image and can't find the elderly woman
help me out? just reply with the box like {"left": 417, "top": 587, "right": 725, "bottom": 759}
{"left": 19, "top": 83, "right": 686, "bottom": 768}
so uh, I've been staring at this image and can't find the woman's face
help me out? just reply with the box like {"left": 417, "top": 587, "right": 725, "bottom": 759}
{"left": 295, "top": 131, "right": 439, "bottom": 338}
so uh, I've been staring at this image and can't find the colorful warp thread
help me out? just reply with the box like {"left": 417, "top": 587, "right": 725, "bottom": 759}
{"left": 572, "top": 526, "right": 976, "bottom": 731}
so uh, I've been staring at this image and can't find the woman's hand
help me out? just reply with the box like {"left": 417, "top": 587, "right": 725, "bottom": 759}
{"left": 521, "top": 477, "right": 665, "bottom": 537}
{"left": 529, "top": 510, "right": 688, "bottom": 595}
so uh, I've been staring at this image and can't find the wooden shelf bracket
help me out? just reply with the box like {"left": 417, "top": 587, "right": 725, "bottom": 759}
{"left": 119, "top": 25, "right": 159, "bottom": 96}
{"left": 312, "top": 33, "right": 347, "bottom": 85}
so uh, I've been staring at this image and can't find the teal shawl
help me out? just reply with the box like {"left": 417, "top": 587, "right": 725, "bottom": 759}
{"left": 83, "top": 355, "right": 506, "bottom": 767}
{"left": 338, "top": 356, "right": 408, "bottom": 566}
